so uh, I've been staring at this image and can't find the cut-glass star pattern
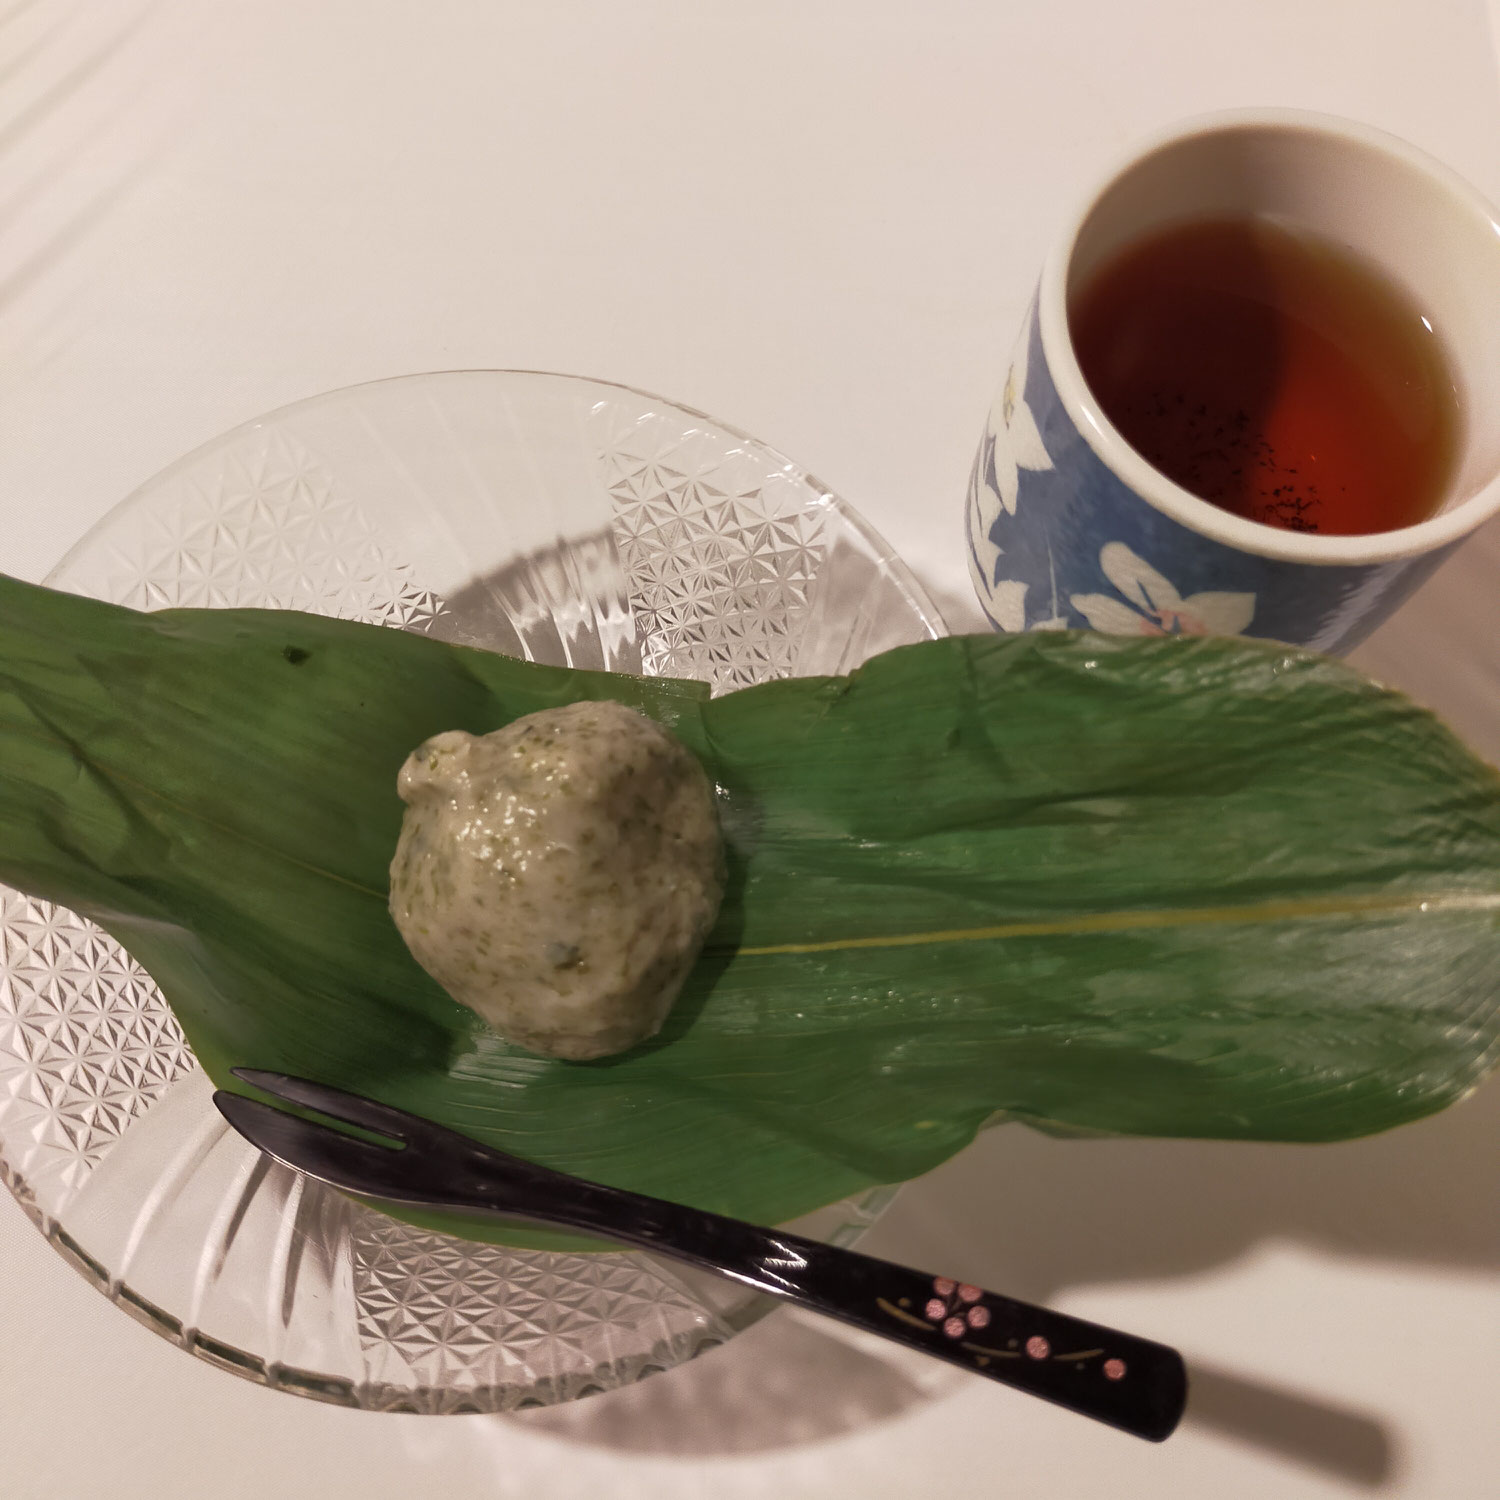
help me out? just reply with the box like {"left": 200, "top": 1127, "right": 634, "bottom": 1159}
{"left": 601, "top": 408, "right": 827, "bottom": 688}
{"left": 0, "top": 890, "right": 190, "bottom": 1212}
{"left": 61, "top": 426, "right": 449, "bottom": 630}
{"left": 350, "top": 1211, "right": 719, "bottom": 1411}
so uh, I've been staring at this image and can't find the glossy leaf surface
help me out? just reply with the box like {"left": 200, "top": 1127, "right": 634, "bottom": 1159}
{"left": 2, "top": 575, "right": 1497, "bottom": 1242}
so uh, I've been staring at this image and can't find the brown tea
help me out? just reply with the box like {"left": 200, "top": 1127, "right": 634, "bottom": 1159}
{"left": 1069, "top": 217, "right": 1458, "bottom": 535}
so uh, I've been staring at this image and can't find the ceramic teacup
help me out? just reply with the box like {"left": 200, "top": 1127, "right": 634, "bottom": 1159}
{"left": 966, "top": 108, "right": 1500, "bottom": 651}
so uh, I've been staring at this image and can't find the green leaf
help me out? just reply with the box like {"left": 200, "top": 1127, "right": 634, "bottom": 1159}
{"left": 2, "top": 573, "right": 1498, "bottom": 1247}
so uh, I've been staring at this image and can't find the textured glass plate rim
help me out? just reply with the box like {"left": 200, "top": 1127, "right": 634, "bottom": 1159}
{"left": 9, "top": 369, "right": 946, "bottom": 1410}
{"left": 46, "top": 367, "right": 947, "bottom": 642}
{"left": 4, "top": 1165, "right": 907, "bottom": 1414}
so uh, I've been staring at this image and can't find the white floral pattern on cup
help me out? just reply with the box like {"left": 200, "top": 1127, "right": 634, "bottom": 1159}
{"left": 1071, "top": 542, "right": 1256, "bottom": 636}
{"left": 987, "top": 310, "right": 1054, "bottom": 517}
{"left": 968, "top": 311, "right": 1056, "bottom": 615}
{"left": 984, "top": 578, "right": 1070, "bottom": 634}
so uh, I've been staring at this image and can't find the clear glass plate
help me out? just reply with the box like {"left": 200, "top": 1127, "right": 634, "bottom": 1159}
{"left": 0, "top": 371, "right": 944, "bottom": 1412}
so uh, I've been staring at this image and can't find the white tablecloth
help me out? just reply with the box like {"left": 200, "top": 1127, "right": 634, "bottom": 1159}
{"left": 2, "top": 3, "right": 1498, "bottom": 1496}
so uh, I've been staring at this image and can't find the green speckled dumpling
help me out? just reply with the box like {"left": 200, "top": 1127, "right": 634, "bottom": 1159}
{"left": 389, "top": 700, "right": 725, "bottom": 1060}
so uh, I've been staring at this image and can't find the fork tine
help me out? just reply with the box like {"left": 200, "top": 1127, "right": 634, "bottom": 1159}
{"left": 231, "top": 1068, "right": 423, "bottom": 1143}
{"left": 215, "top": 1090, "right": 433, "bottom": 1201}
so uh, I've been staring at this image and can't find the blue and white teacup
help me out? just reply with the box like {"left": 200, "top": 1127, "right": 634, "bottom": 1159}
{"left": 967, "top": 109, "right": 1500, "bottom": 652}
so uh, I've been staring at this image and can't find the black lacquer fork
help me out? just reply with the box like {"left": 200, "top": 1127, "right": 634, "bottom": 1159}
{"left": 215, "top": 1070, "right": 1187, "bottom": 1441}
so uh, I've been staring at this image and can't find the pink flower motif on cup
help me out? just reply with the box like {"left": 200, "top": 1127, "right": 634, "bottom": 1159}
{"left": 1103, "top": 1358, "right": 1127, "bottom": 1381}
{"left": 925, "top": 1299, "right": 947, "bottom": 1322}
{"left": 943, "top": 1316, "right": 966, "bottom": 1339}
{"left": 933, "top": 1277, "right": 956, "bottom": 1297}
{"left": 1070, "top": 543, "right": 1255, "bottom": 638}
{"left": 957, "top": 1284, "right": 981, "bottom": 1303}
{"left": 1025, "top": 1336, "right": 1051, "bottom": 1360}
{"left": 966, "top": 1305, "right": 991, "bottom": 1330}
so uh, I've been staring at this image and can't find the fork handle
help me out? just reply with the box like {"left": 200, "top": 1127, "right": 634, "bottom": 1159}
{"left": 458, "top": 1168, "right": 1186, "bottom": 1441}
{"left": 217, "top": 1076, "right": 1183, "bottom": 1438}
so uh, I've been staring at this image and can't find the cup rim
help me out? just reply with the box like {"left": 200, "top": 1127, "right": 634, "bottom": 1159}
{"left": 1038, "top": 106, "right": 1500, "bottom": 567}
